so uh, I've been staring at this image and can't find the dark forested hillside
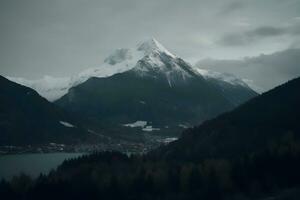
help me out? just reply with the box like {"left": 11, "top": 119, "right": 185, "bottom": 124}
{"left": 56, "top": 70, "right": 256, "bottom": 138}
{"left": 155, "top": 77, "right": 300, "bottom": 160}
{"left": 0, "top": 76, "right": 88, "bottom": 145}
{"left": 2, "top": 149, "right": 300, "bottom": 200}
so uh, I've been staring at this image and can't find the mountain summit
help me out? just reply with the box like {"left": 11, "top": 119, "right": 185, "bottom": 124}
{"left": 103, "top": 38, "right": 176, "bottom": 69}
{"left": 137, "top": 38, "right": 176, "bottom": 58}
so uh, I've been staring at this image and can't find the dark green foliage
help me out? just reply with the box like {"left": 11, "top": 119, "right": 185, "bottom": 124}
{"left": 1, "top": 148, "right": 300, "bottom": 200}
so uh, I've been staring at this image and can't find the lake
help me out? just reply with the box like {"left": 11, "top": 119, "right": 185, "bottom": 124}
{"left": 0, "top": 153, "right": 84, "bottom": 180}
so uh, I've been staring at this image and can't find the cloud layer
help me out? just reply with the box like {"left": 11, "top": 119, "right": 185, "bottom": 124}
{"left": 1, "top": 0, "right": 300, "bottom": 79}
{"left": 195, "top": 48, "right": 300, "bottom": 92}
{"left": 218, "top": 23, "right": 300, "bottom": 46}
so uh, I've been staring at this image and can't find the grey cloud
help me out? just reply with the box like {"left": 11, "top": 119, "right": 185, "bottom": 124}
{"left": 217, "top": 1, "right": 244, "bottom": 16}
{"left": 218, "top": 33, "right": 252, "bottom": 46}
{"left": 195, "top": 48, "right": 300, "bottom": 92}
{"left": 1, "top": 0, "right": 300, "bottom": 78}
{"left": 250, "top": 26, "right": 285, "bottom": 37}
{"left": 218, "top": 23, "right": 300, "bottom": 46}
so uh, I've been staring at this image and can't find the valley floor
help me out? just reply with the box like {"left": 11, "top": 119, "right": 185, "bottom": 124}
{"left": 0, "top": 134, "right": 177, "bottom": 155}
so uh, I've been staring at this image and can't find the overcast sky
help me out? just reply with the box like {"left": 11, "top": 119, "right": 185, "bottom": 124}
{"left": 1, "top": 0, "right": 300, "bottom": 79}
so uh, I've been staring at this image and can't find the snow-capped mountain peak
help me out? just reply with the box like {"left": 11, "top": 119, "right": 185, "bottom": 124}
{"left": 6, "top": 38, "right": 253, "bottom": 101}
{"left": 137, "top": 38, "right": 176, "bottom": 58}
{"left": 132, "top": 38, "right": 199, "bottom": 84}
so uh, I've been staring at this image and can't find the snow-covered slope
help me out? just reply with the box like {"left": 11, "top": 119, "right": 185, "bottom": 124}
{"left": 7, "top": 76, "right": 71, "bottom": 102}
{"left": 7, "top": 38, "right": 252, "bottom": 101}
{"left": 137, "top": 38, "right": 176, "bottom": 58}
{"left": 195, "top": 69, "right": 249, "bottom": 88}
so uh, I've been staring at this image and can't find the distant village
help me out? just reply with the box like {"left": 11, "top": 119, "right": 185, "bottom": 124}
{"left": 0, "top": 135, "right": 177, "bottom": 155}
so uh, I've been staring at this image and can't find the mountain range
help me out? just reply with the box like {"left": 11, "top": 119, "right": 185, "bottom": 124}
{"left": 7, "top": 38, "right": 258, "bottom": 102}
{"left": 2, "top": 38, "right": 257, "bottom": 144}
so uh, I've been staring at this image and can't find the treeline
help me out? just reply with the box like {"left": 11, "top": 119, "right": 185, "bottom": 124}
{"left": 1, "top": 135, "right": 300, "bottom": 200}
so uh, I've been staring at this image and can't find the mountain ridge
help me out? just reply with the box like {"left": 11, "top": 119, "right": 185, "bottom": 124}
{"left": 7, "top": 38, "right": 253, "bottom": 101}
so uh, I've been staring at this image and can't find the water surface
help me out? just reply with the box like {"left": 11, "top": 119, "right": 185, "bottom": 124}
{"left": 0, "top": 153, "right": 84, "bottom": 180}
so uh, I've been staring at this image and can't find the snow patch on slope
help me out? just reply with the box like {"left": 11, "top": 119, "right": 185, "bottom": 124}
{"left": 160, "top": 137, "right": 178, "bottom": 144}
{"left": 124, "top": 121, "right": 147, "bottom": 128}
{"left": 59, "top": 121, "right": 76, "bottom": 128}
{"left": 195, "top": 68, "right": 249, "bottom": 87}
{"left": 123, "top": 121, "right": 160, "bottom": 132}
{"left": 142, "top": 126, "right": 160, "bottom": 132}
